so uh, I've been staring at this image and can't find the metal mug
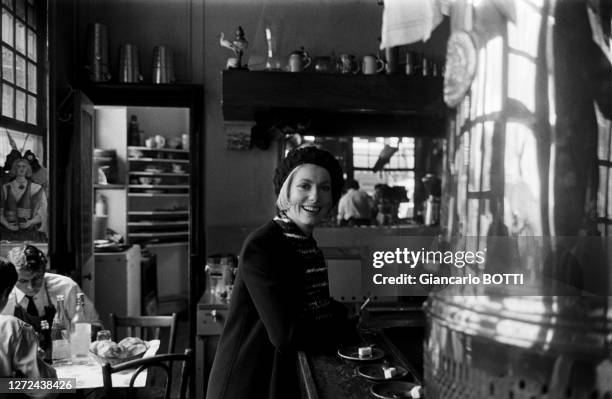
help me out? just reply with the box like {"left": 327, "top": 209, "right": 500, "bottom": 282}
{"left": 152, "top": 45, "right": 175, "bottom": 84}
{"left": 288, "top": 51, "right": 311, "bottom": 72}
{"left": 362, "top": 55, "right": 385, "bottom": 75}
{"left": 118, "top": 44, "right": 143, "bottom": 83}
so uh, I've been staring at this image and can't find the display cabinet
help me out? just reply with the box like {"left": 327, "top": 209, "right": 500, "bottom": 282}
{"left": 74, "top": 84, "right": 203, "bottom": 341}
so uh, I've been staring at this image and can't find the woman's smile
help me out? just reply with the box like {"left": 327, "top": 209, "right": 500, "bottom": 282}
{"left": 285, "top": 164, "right": 333, "bottom": 235}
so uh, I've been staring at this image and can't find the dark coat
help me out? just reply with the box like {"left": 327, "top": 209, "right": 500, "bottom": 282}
{"left": 206, "top": 220, "right": 351, "bottom": 399}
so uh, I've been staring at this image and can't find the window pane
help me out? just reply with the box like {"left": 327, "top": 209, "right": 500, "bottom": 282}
{"left": 15, "top": 0, "right": 24, "bottom": 20}
{"left": 15, "top": 54, "right": 24, "bottom": 87}
{"left": 2, "top": 46, "right": 13, "bottom": 82}
{"left": 27, "top": 92, "right": 34, "bottom": 124}
{"left": 26, "top": 4, "right": 34, "bottom": 28}
{"left": 15, "top": 88, "right": 24, "bottom": 120}
{"left": 15, "top": 20, "right": 25, "bottom": 54}
{"left": 26, "top": 27, "right": 34, "bottom": 60}
{"left": 2, "top": 83, "right": 13, "bottom": 117}
{"left": 2, "top": 10, "right": 13, "bottom": 46}
{"left": 27, "top": 60, "right": 34, "bottom": 92}
{"left": 2, "top": 0, "right": 12, "bottom": 10}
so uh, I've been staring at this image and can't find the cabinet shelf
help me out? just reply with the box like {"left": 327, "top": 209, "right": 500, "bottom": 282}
{"left": 129, "top": 185, "right": 190, "bottom": 189}
{"left": 129, "top": 231, "right": 189, "bottom": 238}
{"left": 128, "top": 210, "right": 189, "bottom": 216}
{"left": 128, "top": 146, "right": 189, "bottom": 154}
{"left": 94, "top": 184, "right": 125, "bottom": 189}
{"left": 128, "top": 158, "right": 190, "bottom": 164}
{"left": 129, "top": 193, "right": 190, "bottom": 198}
{"left": 129, "top": 172, "right": 190, "bottom": 177}
{"left": 128, "top": 221, "right": 189, "bottom": 227}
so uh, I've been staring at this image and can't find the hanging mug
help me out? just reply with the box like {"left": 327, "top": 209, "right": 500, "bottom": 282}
{"left": 362, "top": 55, "right": 385, "bottom": 75}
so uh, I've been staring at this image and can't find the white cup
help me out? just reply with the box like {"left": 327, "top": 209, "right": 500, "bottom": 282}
{"left": 154, "top": 134, "right": 166, "bottom": 148}
{"left": 226, "top": 57, "right": 238, "bottom": 69}
{"left": 145, "top": 137, "right": 155, "bottom": 148}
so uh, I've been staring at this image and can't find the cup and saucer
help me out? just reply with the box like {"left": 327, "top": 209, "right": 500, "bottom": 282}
{"left": 172, "top": 163, "right": 185, "bottom": 174}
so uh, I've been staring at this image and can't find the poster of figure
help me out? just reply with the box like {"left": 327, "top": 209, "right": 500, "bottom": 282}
{"left": 0, "top": 131, "right": 48, "bottom": 243}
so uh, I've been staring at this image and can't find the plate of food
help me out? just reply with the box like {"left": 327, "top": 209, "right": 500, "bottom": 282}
{"left": 357, "top": 363, "right": 410, "bottom": 381}
{"left": 89, "top": 337, "right": 149, "bottom": 366}
{"left": 337, "top": 345, "right": 384, "bottom": 362}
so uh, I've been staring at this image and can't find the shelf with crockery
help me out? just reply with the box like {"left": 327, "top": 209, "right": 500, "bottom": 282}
{"left": 128, "top": 146, "right": 189, "bottom": 154}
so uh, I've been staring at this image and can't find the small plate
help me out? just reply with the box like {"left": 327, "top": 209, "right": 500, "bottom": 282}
{"left": 337, "top": 346, "right": 384, "bottom": 362}
{"left": 370, "top": 381, "right": 418, "bottom": 399}
{"left": 357, "top": 364, "right": 409, "bottom": 381}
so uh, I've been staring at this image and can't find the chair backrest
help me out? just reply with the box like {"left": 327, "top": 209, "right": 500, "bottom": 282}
{"left": 109, "top": 313, "right": 178, "bottom": 354}
{"left": 102, "top": 348, "right": 194, "bottom": 399}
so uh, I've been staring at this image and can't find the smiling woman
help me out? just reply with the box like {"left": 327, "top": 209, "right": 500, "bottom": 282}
{"left": 206, "top": 146, "right": 356, "bottom": 399}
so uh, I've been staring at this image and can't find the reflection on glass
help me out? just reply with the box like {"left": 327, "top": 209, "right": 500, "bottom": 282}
{"left": 27, "top": 4, "right": 35, "bottom": 28}
{"left": 15, "top": 21, "right": 25, "bottom": 54}
{"left": 2, "top": 0, "right": 12, "bottom": 9}
{"left": 468, "top": 124, "right": 482, "bottom": 192}
{"left": 508, "top": 53, "right": 536, "bottom": 113}
{"left": 2, "top": 46, "right": 13, "bottom": 83}
{"left": 27, "top": 60, "right": 35, "bottom": 92}
{"left": 2, "top": 11, "right": 13, "bottom": 45}
{"left": 15, "top": 55, "right": 25, "bottom": 88}
{"left": 481, "top": 121, "right": 494, "bottom": 191}
{"left": 27, "top": 28, "right": 35, "bottom": 60}
{"left": 2, "top": 84, "right": 13, "bottom": 117}
{"left": 27, "top": 93, "right": 35, "bottom": 124}
{"left": 507, "top": 0, "right": 542, "bottom": 57}
{"left": 15, "top": 89, "right": 25, "bottom": 121}
{"left": 15, "top": 0, "right": 25, "bottom": 19}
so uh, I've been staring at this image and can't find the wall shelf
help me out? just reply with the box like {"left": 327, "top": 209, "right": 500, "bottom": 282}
{"left": 222, "top": 70, "right": 447, "bottom": 138}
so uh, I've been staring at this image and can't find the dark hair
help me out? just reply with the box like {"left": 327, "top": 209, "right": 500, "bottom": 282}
{"left": 0, "top": 259, "right": 18, "bottom": 294}
{"left": 273, "top": 146, "right": 344, "bottom": 205}
{"left": 345, "top": 179, "right": 359, "bottom": 190}
{"left": 7, "top": 245, "right": 47, "bottom": 273}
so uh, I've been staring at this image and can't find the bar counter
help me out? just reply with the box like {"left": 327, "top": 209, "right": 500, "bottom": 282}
{"left": 298, "top": 328, "right": 422, "bottom": 399}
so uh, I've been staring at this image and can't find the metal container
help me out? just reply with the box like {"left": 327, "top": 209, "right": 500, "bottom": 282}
{"left": 424, "top": 1, "right": 612, "bottom": 397}
{"left": 118, "top": 44, "right": 142, "bottom": 83}
{"left": 85, "top": 23, "right": 111, "bottom": 82}
{"left": 151, "top": 45, "right": 175, "bottom": 84}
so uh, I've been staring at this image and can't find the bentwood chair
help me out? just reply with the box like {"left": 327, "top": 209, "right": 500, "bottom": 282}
{"left": 109, "top": 313, "right": 178, "bottom": 354}
{"left": 102, "top": 348, "right": 194, "bottom": 399}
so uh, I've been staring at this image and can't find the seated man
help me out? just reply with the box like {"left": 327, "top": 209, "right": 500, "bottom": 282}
{"left": 337, "top": 180, "right": 374, "bottom": 226}
{"left": 0, "top": 258, "right": 57, "bottom": 395}
{"left": 0, "top": 245, "right": 102, "bottom": 332}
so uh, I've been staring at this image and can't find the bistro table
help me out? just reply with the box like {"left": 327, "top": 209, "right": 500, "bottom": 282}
{"left": 55, "top": 340, "right": 160, "bottom": 389}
